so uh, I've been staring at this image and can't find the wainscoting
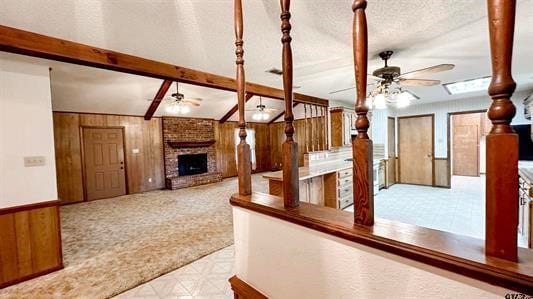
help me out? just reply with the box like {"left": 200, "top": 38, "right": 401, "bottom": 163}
{"left": 0, "top": 201, "right": 63, "bottom": 288}
{"left": 53, "top": 112, "right": 165, "bottom": 204}
{"left": 435, "top": 157, "right": 451, "bottom": 188}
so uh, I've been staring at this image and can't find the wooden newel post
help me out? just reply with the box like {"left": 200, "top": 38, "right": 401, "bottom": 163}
{"left": 280, "top": 0, "right": 299, "bottom": 207}
{"left": 235, "top": 0, "right": 252, "bottom": 195}
{"left": 485, "top": 0, "right": 518, "bottom": 262}
{"left": 352, "top": 0, "right": 374, "bottom": 226}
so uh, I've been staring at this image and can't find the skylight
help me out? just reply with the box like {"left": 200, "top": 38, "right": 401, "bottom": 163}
{"left": 443, "top": 76, "right": 492, "bottom": 95}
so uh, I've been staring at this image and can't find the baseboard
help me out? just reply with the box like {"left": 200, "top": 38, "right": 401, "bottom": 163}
{"left": 229, "top": 275, "right": 268, "bottom": 299}
{"left": 0, "top": 264, "right": 64, "bottom": 289}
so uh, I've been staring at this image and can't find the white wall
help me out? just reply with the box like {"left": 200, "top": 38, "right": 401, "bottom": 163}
{"left": 233, "top": 207, "right": 511, "bottom": 298}
{"left": 389, "top": 90, "right": 532, "bottom": 158}
{"left": 0, "top": 59, "right": 57, "bottom": 208}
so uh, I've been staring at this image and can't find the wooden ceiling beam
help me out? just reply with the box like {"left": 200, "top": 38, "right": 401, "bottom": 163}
{"left": 0, "top": 25, "right": 328, "bottom": 107}
{"left": 144, "top": 79, "right": 173, "bottom": 120}
{"left": 219, "top": 92, "right": 253, "bottom": 123}
{"left": 268, "top": 102, "right": 299, "bottom": 125}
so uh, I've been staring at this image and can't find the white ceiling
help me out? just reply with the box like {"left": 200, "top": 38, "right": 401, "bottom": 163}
{"left": 1, "top": 0, "right": 533, "bottom": 121}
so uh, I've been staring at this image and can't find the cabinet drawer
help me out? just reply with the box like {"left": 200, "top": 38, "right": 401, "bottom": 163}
{"left": 338, "top": 168, "right": 353, "bottom": 179}
{"left": 338, "top": 185, "right": 352, "bottom": 198}
{"left": 337, "top": 176, "right": 352, "bottom": 187}
{"left": 338, "top": 195, "right": 353, "bottom": 210}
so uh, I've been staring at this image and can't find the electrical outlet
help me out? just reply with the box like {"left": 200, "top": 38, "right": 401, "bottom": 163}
{"left": 148, "top": 177, "right": 152, "bottom": 183}
{"left": 24, "top": 156, "right": 46, "bottom": 167}
{"left": 132, "top": 148, "right": 140, "bottom": 154}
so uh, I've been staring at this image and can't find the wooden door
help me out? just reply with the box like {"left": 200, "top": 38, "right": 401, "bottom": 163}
{"left": 387, "top": 117, "right": 396, "bottom": 186}
{"left": 452, "top": 113, "right": 481, "bottom": 176}
{"left": 399, "top": 115, "right": 434, "bottom": 185}
{"left": 83, "top": 128, "right": 126, "bottom": 200}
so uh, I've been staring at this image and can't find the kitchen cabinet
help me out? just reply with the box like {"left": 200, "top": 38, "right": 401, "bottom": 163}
{"left": 519, "top": 169, "right": 532, "bottom": 248}
{"left": 324, "top": 168, "right": 353, "bottom": 210}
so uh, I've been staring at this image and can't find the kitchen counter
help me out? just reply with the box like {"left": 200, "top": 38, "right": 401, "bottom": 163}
{"left": 262, "top": 161, "right": 352, "bottom": 181}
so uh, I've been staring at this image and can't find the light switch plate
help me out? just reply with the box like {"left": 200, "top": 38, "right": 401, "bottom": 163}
{"left": 132, "top": 148, "right": 140, "bottom": 154}
{"left": 24, "top": 156, "right": 46, "bottom": 167}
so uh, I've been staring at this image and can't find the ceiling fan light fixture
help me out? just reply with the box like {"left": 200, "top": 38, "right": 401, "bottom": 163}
{"left": 373, "top": 94, "right": 387, "bottom": 110}
{"left": 396, "top": 92, "right": 411, "bottom": 108}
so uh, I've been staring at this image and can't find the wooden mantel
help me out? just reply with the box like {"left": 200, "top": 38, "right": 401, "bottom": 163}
{"left": 166, "top": 140, "right": 216, "bottom": 149}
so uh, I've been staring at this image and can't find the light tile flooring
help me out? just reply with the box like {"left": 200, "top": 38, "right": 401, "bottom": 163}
{"left": 345, "top": 175, "right": 486, "bottom": 239}
{"left": 117, "top": 175, "right": 493, "bottom": 298}
{"left": 115, "top": 245, "right": 235, "bottom": 299}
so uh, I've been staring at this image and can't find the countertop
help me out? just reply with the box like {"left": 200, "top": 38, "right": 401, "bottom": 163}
{"left": 263, "top": 161, "right": 352, "bottom": 181}
{"left": 263, "top": 159, "right": 383, "bottom": 181}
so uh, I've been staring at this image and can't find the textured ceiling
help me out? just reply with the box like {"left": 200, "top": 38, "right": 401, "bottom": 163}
{"left": 1, "top": 0, "right": 533, "bottom": 120}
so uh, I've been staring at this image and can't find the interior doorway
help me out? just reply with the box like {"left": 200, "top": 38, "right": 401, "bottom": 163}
{"left": 398, "top": 114, "right": 434, "bottom": 186}
{"left": 450, "top": 112, "right": 484, "bottom": 176}
{"left": 82, "top": 127, "right": 127, "bottom": 201}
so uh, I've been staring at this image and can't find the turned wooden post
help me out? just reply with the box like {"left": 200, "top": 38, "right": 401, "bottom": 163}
{"left": 280, "top": 0, "right": 299, "bottom": 207}
{"left": 234, "top": 0, "right": 252, "bottom": 195}
{"left": 485, "top": 0, "right": 518, "bottom": 262}
{"left": 352, "top": 0, "right": 374, "bottom": 226}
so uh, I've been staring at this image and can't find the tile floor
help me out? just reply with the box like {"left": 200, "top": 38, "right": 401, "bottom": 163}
{"left": 345, "top": 175, "right": 486, "bottom": 239}
{"left": 115, "top": 245, "right": 235, "bottom": 299}
{"left": 117, "top": 175, "right": 495, "bottom": 298}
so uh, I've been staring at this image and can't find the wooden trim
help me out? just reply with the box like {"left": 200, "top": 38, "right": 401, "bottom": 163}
{"left": 0, "top": 200, "right": 59, "bottom": 215}
{"left": 144, "top": 80, "right": 173, "bottom": 120}
{"left": 0, "top": 264, "right": 64, "bottom": 289}
{"left": 53, "top": 110, "right": 163, "bottom": 118}
{"left": 220, "top": 93, "right": 253, "bottom": 123}
{"left": 230, "top": 192, "right": 533, "bottom": 295}
{"left": 0, "top": 25, "right": 328, "bottom": 106}
{"left": 229, "top": 275, "right": 268, "bottom": 299}
{"left": 268, "top": 102, "right": 299, "bottom": 125}
{"left": 397, "top": 114, "right": 435, "bottom": 186}
{"left": 166, "top": 140, "right": 216, "bottom": 148}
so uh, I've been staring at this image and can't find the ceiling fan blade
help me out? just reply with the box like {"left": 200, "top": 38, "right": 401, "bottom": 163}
{"left": 184, "top": 98, "right": 203, "bottom": 103}
{"left": 399, "top": 79, "right": 441, "bottom": 86}
{"left": 368, "top": 74, "right": 384, "bottom": 82}
{"left": 329, "top": 86, "right": 354, "bottom": 94}
{"left": 263, "top": 108, "right": 279, "bottom": 112}
{"left": 399, "top": 64, "right": 455, "bottom": 79}
{"left": 183, "top": 102, "right": 200, "bottom": 107}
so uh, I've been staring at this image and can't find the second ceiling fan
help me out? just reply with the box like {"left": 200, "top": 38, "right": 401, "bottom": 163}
{"left": 329, "top": 50, "right": 455, "bottom": 95}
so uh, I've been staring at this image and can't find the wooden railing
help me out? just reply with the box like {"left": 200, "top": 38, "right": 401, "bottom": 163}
{"left": 232, "top": 0, "right": 520, "bottom": 264}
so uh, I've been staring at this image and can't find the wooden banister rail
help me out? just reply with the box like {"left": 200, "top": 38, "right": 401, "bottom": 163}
{"left": 485, "top": 0, "right": 518, "bottom": 262}
{"left": 234, "top": 0, "right": 252, "bottom": 195}
{"left": 352, "top": 0, "right": 374, "bottom": 226}
{"left": 280, "top": 0, "right": 299, "bottom": 207}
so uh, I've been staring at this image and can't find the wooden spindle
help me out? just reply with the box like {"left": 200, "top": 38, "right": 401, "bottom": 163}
{"left": 304, "top": 103, "right": 308, "bottom": 153}
{"left": 485, "top": 0, "right": 518, "bottom": 262}
{"left": 235, "top": 0, "right": 252, "bottom": 195}
{"left": 310, "top": 104, "right": 315, "bottom": 152}
{"left": 315, "top": 105, "right": 320, "bottom": 151}
{"left": 324, "top": 106, "right": 329, "bottom": 150}
{"left": 280, "top": 0, "right": 299, "bottom": 207}
{"left": 352, "top": 0, "right": 374, "bottom": 226}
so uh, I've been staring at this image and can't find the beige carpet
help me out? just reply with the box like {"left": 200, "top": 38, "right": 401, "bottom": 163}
{"left": 0, "top": 175, "right": 268, "bottom": 298}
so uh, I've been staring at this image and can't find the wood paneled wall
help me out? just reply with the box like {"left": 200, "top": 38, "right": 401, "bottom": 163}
{"left": 270, "top": 118, "right": 326, "bottom": 169}
{"left": 0, "top": 201, "right": 62, "bottom": 288}
{"left": 53, "top": 112, "right": 165, "bottom": 204}
{"left": 214, "top": 122, "right": 271, "bottom": 178}
{"left": 434, "top": 158, "right": 450, "bottom": 188}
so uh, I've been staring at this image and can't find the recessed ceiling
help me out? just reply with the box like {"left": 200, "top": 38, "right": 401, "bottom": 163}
{"left": 1, "top": 0, "right": 532, "bottom": 118}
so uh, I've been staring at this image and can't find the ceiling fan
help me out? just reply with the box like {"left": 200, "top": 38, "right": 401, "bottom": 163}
{"left": 152, "top": 82, "right": 202, "bottom": 114}
{"left": 329, "top": 50, "right": 455, "bottom": 95}
{"left": 245, "top": 96, "right": 279, "bottom": 121}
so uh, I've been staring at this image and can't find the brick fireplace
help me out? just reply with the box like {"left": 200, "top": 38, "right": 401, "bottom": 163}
{"left": 163, "top": 117, "right": 222, "bottom": 189}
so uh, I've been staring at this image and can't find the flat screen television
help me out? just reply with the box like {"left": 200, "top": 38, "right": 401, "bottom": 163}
{"left": 512, "top": 124, "right": 533, "bottom": 161}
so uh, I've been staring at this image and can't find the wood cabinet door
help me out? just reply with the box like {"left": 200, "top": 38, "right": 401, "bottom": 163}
{"left": 83, "top": 128, "right": 127, "bottom": 201}
{"left": 398, "top": 115, "right": 434, "bottom": 186}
